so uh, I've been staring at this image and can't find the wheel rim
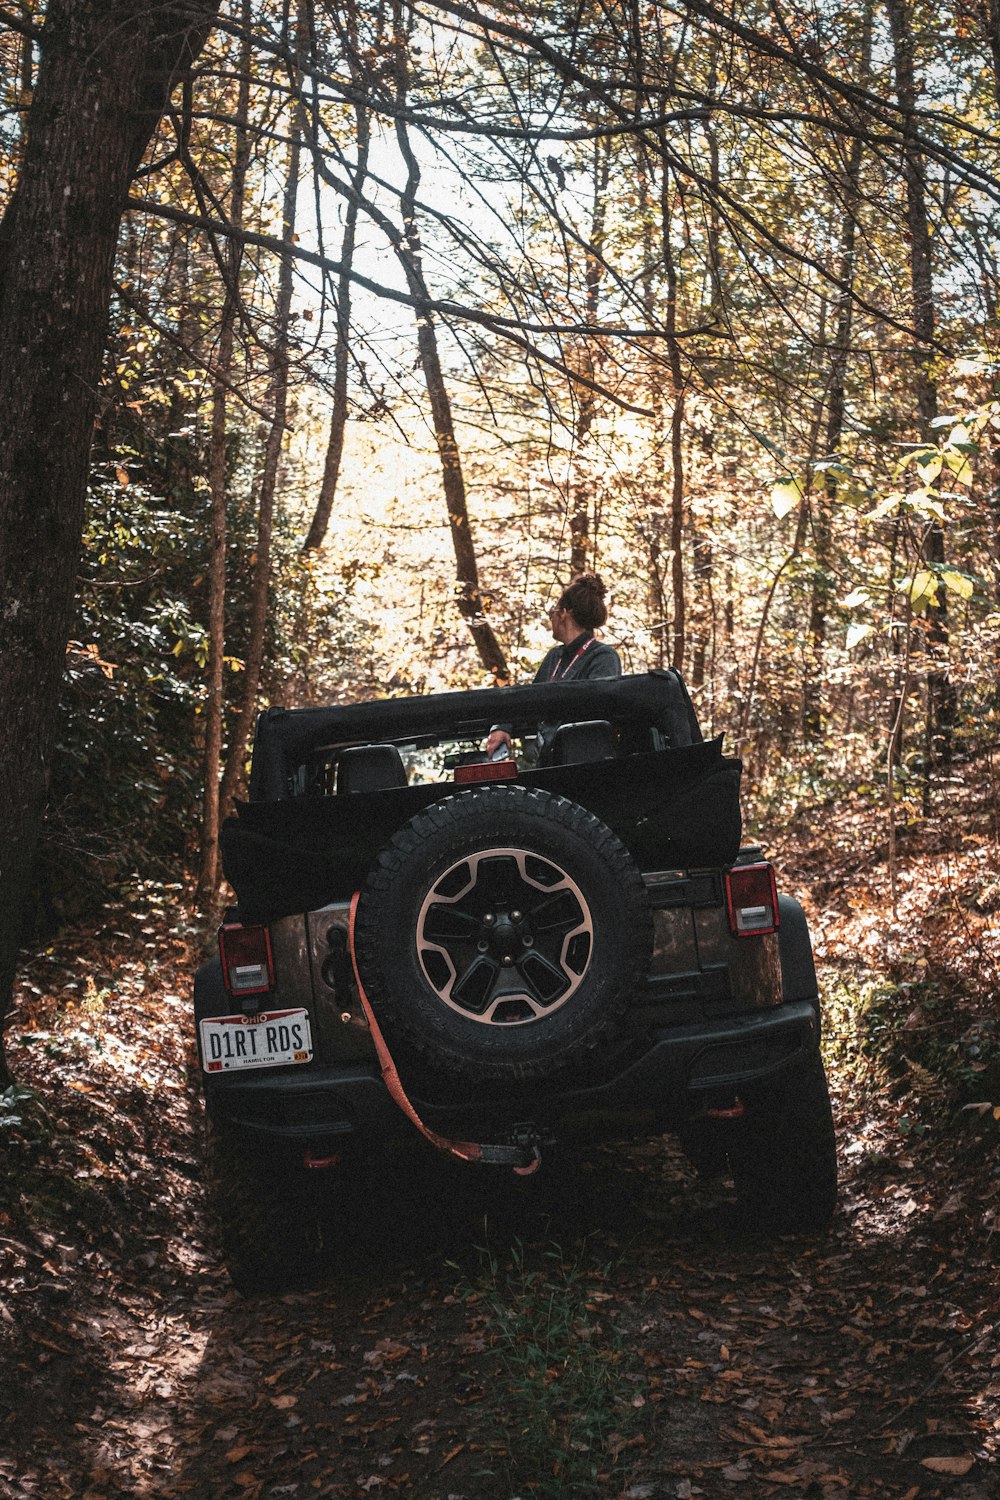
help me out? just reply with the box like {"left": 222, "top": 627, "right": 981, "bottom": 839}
{"left": 415, "top": 847, "right": 594, "bottom": 1026}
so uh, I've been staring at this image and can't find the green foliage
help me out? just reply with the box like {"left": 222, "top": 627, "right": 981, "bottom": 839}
{"left": 455, "top": 1240, "right": 641, "bottom": 1499}
{"left": 0, "top": 1082, "right": 53, "bottom": 1155}
{"left": 822, "top": 969, "right": 1000, "bottom": 1129}
{"left": 39, "top": 480, "right": 208, "bottom": 924}
{"left": 40, "top": 408, "right": 369, "bottom": 921}
{"left": 0, "top": 1084, "right": 37, "bottom": 1130}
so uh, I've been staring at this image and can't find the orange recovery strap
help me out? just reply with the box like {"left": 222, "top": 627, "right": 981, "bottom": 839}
{"left": 347, "top": 892, "right": 541, "bottom": 1175}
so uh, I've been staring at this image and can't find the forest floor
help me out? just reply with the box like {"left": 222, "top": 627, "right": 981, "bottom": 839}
{"left": 1, "top": 771, "right": 999, "bottom": 1500}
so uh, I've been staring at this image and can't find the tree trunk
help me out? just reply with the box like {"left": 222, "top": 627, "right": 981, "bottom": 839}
{"left": 569, "top": 137, "right": 611, "bottom": 576}
{"left": 196, "top": 5, "right": 251, "bottom": 905}
{"left": 804, "top": 3, "right": 871, "bottom": 743}
{"left": 302, "top": 0, "right": 373, "bottom": 552}
{"left": 218, "top": 13, "right": 303, "bottom": 817}
{"left": 0, "top": 0, "right": 218, "bottom": 1081}
{"left": 886, "top": 0, "right": 955, "bottom": 789}
{"left": 660, "top": 165, "right": 686, "bottom": 671}
{"left": 984, "top": 0, "right": 1000, "bottom": 112}
{"left": 392, "top": 9, "right": 509, "bottom": 681}
{"left": 639, "top": 180, "right": 667, "bottom": 668}
{"left": 301, "top": 103, "right": 369, "bottom": 552}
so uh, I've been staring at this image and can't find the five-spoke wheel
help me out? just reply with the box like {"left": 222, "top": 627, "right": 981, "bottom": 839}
{"left": 416, "top": 848, "right": 593, "bottom": 1025}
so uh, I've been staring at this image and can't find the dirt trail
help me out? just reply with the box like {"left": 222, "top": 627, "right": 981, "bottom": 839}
{"left": 1, "top": 891, "right": 998, "bottom": 1500}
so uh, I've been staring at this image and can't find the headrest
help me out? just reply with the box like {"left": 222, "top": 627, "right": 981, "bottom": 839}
{"left": 336, "top": 744, "right": 407, "bottom": 795}
{"left": 546, "top": 720, "right": 614, "bottom": 766}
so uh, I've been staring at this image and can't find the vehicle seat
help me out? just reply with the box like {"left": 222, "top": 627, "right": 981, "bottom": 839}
{"left": 336, "top": 744, "right": 407, "bottom": 794}
{"left": 546, "top": 720, "right": 614, "bottom": 766}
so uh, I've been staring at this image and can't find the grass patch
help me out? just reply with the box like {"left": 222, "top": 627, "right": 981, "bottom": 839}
{"left": 455, "top": 1240, "right": 643, "bottom": 1499}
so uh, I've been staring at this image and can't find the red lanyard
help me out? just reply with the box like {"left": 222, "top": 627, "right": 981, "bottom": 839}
{"left": 549, "top": 635, "right": 595, "bottom": 682}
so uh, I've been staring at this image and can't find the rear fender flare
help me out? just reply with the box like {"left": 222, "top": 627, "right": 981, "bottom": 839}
{"left": 194, "top": 956, "right": 229, "bottom": 1024}
{"left": 777, "top": 895, "right": 818, "bottom": 1009}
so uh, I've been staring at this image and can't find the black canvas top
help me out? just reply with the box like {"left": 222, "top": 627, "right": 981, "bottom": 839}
{"left": 248, "top": 670, "right": 701, "bottom": 802}
{"left": 224, "top": 738, "right": 743, "bottom": 922}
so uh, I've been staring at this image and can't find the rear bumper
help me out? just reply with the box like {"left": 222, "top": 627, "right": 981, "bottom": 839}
{"left": 202, "top": 998, "right": 820, "bottom": 1145}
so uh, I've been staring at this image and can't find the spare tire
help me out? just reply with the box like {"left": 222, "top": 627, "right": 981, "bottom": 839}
{"left": 353, "top": 784, "right": 651, "bottom": 1081}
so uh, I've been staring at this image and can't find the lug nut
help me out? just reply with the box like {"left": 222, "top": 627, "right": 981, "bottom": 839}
{"left": 502, "top": 954, "right": 513, "bottom": 965}
{"left": 477, "top": 940, "right": 489, "bottom": 952}
{"left": 483, "top": 913, "right": 496, "bottom": 926}
{"left": 511, "top": 909, "right": 523, "bottom": 922}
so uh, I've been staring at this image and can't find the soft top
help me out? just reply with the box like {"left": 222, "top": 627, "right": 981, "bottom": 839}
{"left": 248, "top": 670, "right": 701, "bottom": 802}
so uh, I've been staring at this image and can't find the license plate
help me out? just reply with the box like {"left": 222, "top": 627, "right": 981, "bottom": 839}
{"left": 200, "top": 1008, "right": 313, "bottom": 1073}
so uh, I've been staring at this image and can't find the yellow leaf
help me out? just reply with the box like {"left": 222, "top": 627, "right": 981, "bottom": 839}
{"left": 116, "top": 466, "right": 130, "bottom": 487}
{"left": 941, "top": 569, "right": 974, "bottom": 600}
{"left": 920, "top": 1457, "right": 974, "bottom": 1475}
{"left": 864, "top": 490, "right": 902, "bottom": 522}
{"left": 908, "top": 570, "right": 938, "bottom": 611}
{"left": 914, "top": 451, "right": 943, "bottom": 482}
{"left": 771, "top": 477, "right": 803, "bottom": 519}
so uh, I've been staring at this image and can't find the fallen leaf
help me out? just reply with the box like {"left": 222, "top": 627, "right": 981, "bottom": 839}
{"left": 270, "top": 1394, "right": 297, "bottom": 1410}
{"left": 920, "top": 1456, "right": 974, "bottom": 1475}
{"left": 226, "top": 1446, "right": 251, "bottom": 1463}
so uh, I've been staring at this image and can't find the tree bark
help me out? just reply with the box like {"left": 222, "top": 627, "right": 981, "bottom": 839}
{"left": 218, "top": 9, "right": 303, "bottom": 817}
{"left": 983, "top": 0, "right": 1000, "bottom": 112}
{"left": 301, "top": 102, "right": 370, "bottom": 552}
{"left": 660, "top": 164, "right": 686, "bottom": 671}
{"left": 302, "top": 0, "right": 373, "bottom": 552}
{"left": 638, "top": 165, "right": 667, "bottom": 666}
{"left": 197, "top": 4, "right": 251, "bottom": 904}
{"left": 569, "top": 137, "right": 611, "bottom": 576}
{"left": 0, "top": 0, "right": 218, "bottom": 1081}
{"left": 392, "top": 6, "right": 509, "bottom": 681}
{"left": 886, "top": 0, "right": 955, "bottom": 784}
{"left": 804, "top": 2, "right": 871, "bottom": 743}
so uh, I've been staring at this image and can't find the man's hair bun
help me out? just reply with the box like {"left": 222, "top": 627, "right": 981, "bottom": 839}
{"left": 559, "top": 571, "right": 609, "bottom": 629}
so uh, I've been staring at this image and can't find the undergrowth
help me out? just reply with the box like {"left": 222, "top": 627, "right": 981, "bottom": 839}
{"left": 821, "top": 968, "right": 1000, "bottom": 1136}
{"left": 453, "top": 1240, "right": 643, "bottom": 1499}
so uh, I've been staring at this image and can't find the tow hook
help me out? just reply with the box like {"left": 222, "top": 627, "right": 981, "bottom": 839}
{"left": 706, "top": 1098, "right": 744, "bottom": 1120}
{"left": 510, "top": 1122, "right": 545, "bottom": 1176}
{"left": 303, "top": 1148, "right": 341, "bottom": 1169}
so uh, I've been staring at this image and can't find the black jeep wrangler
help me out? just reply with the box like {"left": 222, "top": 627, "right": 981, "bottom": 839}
{"left": 194, "top": 671, "right": 836, "bottom": 1289}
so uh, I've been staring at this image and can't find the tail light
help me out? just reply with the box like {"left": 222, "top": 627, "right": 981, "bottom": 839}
{"left": 219, "top": 921, "right": 275, "bottom": 996}
{"left": 725, "top": 862, "right": 779, "bottom": 937}
{"left": 453, "top": 759, "right": 518, "bottom": 785}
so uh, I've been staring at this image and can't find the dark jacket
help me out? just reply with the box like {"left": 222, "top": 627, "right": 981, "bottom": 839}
{"left": 491, "top": 633, "right": 622, "bottom": 756}
{"left": 532, "top": 631, "right": 622, "bottom": 684}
